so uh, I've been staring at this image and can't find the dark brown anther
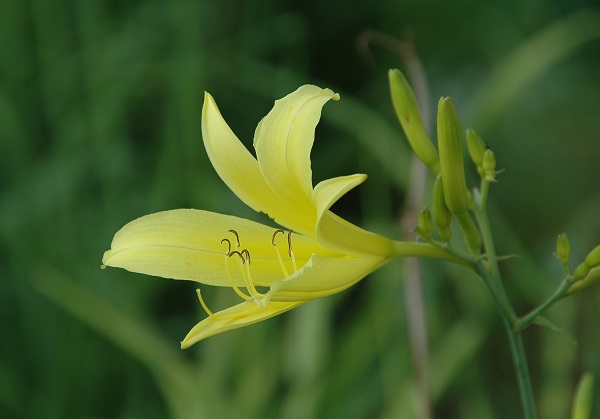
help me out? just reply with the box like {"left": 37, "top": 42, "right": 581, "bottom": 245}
{"left": 272, "top": 229, "right": 285, "bottom": 245}
{"left": 241, "top": 249, "right": 251, "bottom": 264}
{"left": 221, "top": 238, "right": 232, "bottom": 255}
{"left": 287, "top": 230, "right": 294, "bottom": 257}
{"left": 228, "top": 229, "right": 240, "bottom": 246}
{"left": 228, "top": 250, "right": 245, "bottom": 264}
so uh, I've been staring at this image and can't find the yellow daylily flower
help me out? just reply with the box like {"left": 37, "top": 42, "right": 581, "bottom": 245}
{"left": 102, "top": 85, "right": 463, "bottom": 348}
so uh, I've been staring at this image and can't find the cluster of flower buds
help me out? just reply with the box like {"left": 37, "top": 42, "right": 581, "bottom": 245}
{"left": 390, "top": 69, "right": 488, "bottom": 252}
{"left": 466, "top": 129, "right": 496, "bottom": 182}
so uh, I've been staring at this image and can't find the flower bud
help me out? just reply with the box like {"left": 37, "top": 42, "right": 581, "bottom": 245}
{"left": 433, "top": 176, "right": 452, "bottom": 242}
{"left": 437, "top": 98, "right": 481, "bottom": 252}
{"left": 437, "top": 97, "right": 468, "bottom": 215}
{"left": 416, "top": 207, "right": 434, "bottom": 239}
{"left": 388, "top": 69, "right": 440, "bottom": 175}
{"left": 584, "top": 245, "right": 600, "bottom": 267}
{"left": 555, "top": 233, "right": 571, "bottom": 264}
{"left": 570, "top": 373, "right": 594, "bottom": 419}
{"left": 482, "top": 148, "right": 496, "bottom": 181}
{"left": 573, "top": 245, "right": 600, "bottom": 281}
{"left": 466, "top": 128, "right": 486, "bottom": 168}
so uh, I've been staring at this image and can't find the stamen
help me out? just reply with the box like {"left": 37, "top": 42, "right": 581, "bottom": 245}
{"left": 228, "top": 248, "right": 259, "bottom": 297}
{"left": 221, "top": 238, "right": 231, "bottom": 255}
{"left": 272, "top": 229, "right": 285, "bottom": 245}
{"left": 228, "top": 229, "right": 240, "bottom": 247}
{"left": 288, "top": 230, "right": 298, "bottom": 273}
{"left": 241, "top": 249, "right": 251, "bottom": 265}
{"left": 223, "top": 252, "right": 250, "bottom": 300}
{"left": 241, "top": 249, "right": 259, "bottom": 296}
{"left": 196, "top": 289, "right": 237, "bottom": 320}
{"left": 272, "top": 230, "right": 290, "bottom": 278}
{"left": 228, "top": 250, "right": 245, "bottom": 264}
{"left": 196, "top": 289, "right": 217, "bottom": 319}
{"left": 287, "top": 230, "right": 293, "bottom": 257}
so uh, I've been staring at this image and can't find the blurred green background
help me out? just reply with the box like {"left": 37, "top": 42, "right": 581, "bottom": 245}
{"left": 2, "top": 0, "right": 600, "bottom": 418}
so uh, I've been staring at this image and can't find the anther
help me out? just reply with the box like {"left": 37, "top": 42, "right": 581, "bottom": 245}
{"left": 272, "top": 229, "right": 285, "bottom": 245}
{"left": 221, "top": 238, "right": 231, "bottom": 255}
{"left": 229, "top": 250, "right": 245, "bottom": 264}
{"left": 272, "top": 229, "right": 290, "bottom": 278}
{"left": 228, "top": 229, "right": 240, "bottom": 246}
{"left": 241, "top": 249, "right": 251, "bottom": 265}
{"left": 287, "top": 230, "right": 294, "bottom": 257}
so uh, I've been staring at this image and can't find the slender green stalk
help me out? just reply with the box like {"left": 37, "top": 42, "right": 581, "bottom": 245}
{"left": 504, "top": 321, "right": 538, "bottom": 419}
{"left": 515, "top": 277, "right": 573, "bottom": 331}
{"left": 475, "top": 179, "right": 538, "bottom": 418}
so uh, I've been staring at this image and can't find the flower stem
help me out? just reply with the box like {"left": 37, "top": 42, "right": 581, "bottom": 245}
{"left": 514, "top": 277, "right": 573, "bottom": 331}
{"left": 475, "top": 181, "right": 538, "bottom": 418}
{"left": 504, "top": 320, "right": 538, "bottom": 419}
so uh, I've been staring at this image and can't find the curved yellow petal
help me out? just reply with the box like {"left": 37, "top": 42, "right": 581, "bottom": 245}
{"left": 102, "top": 209, "right": 318, "bottom": 286}
{"left": 313, "top": 175, "right": 396, "bottom": 258}
{"left": 267, "top": 253, "right": 388, "bottom": 302}
{"left": 202, "top": 93, "right": 314, "bottom": 235}
{"left": 181, "top": 300, "right": 304, "bottom": 348}
{"left": 253, "top": 85, "right": 339, "bottom": 212}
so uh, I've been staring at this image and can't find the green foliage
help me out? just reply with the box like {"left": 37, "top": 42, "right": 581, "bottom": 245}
{"left": 1, "top": 1, "right": 599, "bottom": 418}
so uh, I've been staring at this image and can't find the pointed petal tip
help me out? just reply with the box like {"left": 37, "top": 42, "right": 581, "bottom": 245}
{"left": 180, "top": 338, "right": 193, "bottom": 350}
{"left": 101, "top": 250, "right": 112, "bottom": 266}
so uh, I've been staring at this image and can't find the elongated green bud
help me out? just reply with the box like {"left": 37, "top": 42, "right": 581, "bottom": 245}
{"left": 388, "top": 69, "right": 440, "bottom": 174}
{"left": 437, "top": 97, "right": 468, "bottom": 214}
{"left": 555, "top": 233, "right": 571, "bottom": 264}
{"left": 573, "top": 245, "right": 600, "bottom": 280}
{"left": 416, "top": 207, "right": 434, "bottom": 239}
{"left": 433, "top": 176, "right": 452, "bottom": 242}
{"left": 466, "top": 128, "right": 486, "bottom": 169}
{"left": 437, "top": 98, "right": 481, "bottom": 252}
{"left": 571, "top": 373, "right": 594, "bottom": 419}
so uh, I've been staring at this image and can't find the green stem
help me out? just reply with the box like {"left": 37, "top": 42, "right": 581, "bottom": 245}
{"left": 475, "top": 179, "right": 538, "bottom": 418}
{"left": 392, "top": 241, "right": 475, "bottom": 269}
{"left": 515, "top": 277, "right": 572, "bottom": 331}
{"left": 504, "top": 321, "right": 538, "bottom": 419}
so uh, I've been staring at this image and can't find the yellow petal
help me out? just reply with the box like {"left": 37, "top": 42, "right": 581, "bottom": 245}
{"left": 268, "top": 253, "right": 388, "bottom": 301}
{"left": 202, "top": 93, "right": 314, "bottom": 235}
{"left": 102, "top": 209, "right": 317, "bottom": 286}
{"left": 253, "top": 85, "right": 339, "bottom": 213}
{"left": 313, "top": 175, "right": 396, "bottom": 258}
{"left": 181, "top": 300, "right": 304, "bottom": 348}
{"left": 313, "top": 173, "right": 367, "bottom": 209}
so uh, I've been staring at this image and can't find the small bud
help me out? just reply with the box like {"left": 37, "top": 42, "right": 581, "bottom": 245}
{"left": 584, "top": 245, "right": 600, "bottom": 268}
{"left": 570, "top": 373, "right": 594, "bottom": 419}
{"left": 482, "top": 148, "right": 496, "bottom": 181}
{"left": 466, "top": 128, "right": 486, "bottom": 167}
{"left": 416, "top": 207, "right": 434, "bottom": 239}
{"left": 573, "top": 245, "right": 600, "bottom": 281}
{"left": 573, "top": 263, "right": 591, "bottom": 281}
{"left": 432, "top": 176, "right": 452, "bottom": 242}
{"left": 388, "top": 69, "right": 440, "bottom": 174}
{"left": 555, "top": 233, "right": 571, "bottom": 264}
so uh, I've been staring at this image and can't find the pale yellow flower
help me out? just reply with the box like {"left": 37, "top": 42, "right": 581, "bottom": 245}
{"left": 102, "top": 86, "right": 460, "bottom": 348}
